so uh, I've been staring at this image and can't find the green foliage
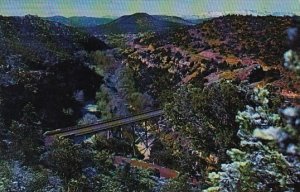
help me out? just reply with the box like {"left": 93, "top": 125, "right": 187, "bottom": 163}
{"left": 106, "top": 34, "right": 128, "bottom": 48}
{"left": 118, "top": 66, "right": 138, "bottom": 99}
{"left": 77, "top": 113, "right": 98, "bottom": 125}
{"left": 205, "top": 87, "right": 300, "bottom": 191}
{"left": 284, "top": 49, "right": 300, "bottom": 73}
{"left": 97, "top": 174, "right": 125, "bottom": 192}
{"left": 96, "top": 86, "right": 113, "bottom": 119}
{"left": 9, "top": 103, "right": 42, "bottom": 164}
{"left": 0, "top": 161, "right": 62, "bottom": 192}
{"left": 91, "top": 50, "right": 113, "bottom": 76}
{"left": 0, "top": 160, "right": 12, "bottom": 191}
{"left": 0, "top": 106, "right": 6, "bottom": 156}
{"left": 81, "top": 162, "right": 156, "bottom": 192}
{"left": 95, "top": 65, "right": 148, "bottom": 117}
{"left": 161, "top": 174, "right": 193, "bottom": 192}
{"left": 164, "top": 80, "right": 246, "bottom": 171}
{"left": 92, "top": 135, "right": 142, "bottom": 158}
{"left": 48, "top": 137, "right": 83, "bottom": 183}
{"left": 236, "top": 88, "right": 281, "bottom": 134}
{"left": 150, "top": 136, "right": 207, "bottom": 179}
{"left": 45, "top": 135, "right": 154, "bottom": 190}
{"left": 205, "top": 25, "right": 300, "bottom": 191}
{"left": 106, "top": 163, "right": 155, "bottom": 192}
{"left": 149, "top": 139, "right": 179, "bottom": 167}
{"left": 27, "top": 168, "right": 50, "bottom": 192}
{"left": 206, "top": 131, "right": 300, "bottom": 192}
{"left": 128, "top": 92, "right": 153, "bottom": 112}
{"left": 92, "top": 150, "right": 114, "bottom": 173}
{"left": 66, "top": 177, "right": 89, "bottom": 192}
{"left": 115, "top": 66, "right": 150, "bottom": 112}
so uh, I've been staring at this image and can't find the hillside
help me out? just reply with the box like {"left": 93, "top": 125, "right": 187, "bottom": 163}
{"left": 0, "top": 14, "right": 109, "bottom": 128}
{"left": 87, "top": 12, "right": 187, "bottom": 34}
{"left": 44, "top": 16, "right": 115, "bottom": 27}
{"left": 116, "top": 15, "right": 300, "bottom": 190}
{"left": 0, "top": 15, "right": 109, "bottom": 68}
{"left": 121, "top": 15, "right": 295, "bottom": 98}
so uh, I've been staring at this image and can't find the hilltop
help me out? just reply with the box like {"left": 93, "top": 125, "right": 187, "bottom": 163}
{"left": 86, "top": 12, "right": 188, "bottom": 34}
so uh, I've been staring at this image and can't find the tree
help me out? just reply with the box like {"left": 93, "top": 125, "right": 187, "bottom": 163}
{"left": 9, "top": 103, "right": 42, "bottom": 164}
{"left": 90, "top": 50, "right": 113, "bottom": 76}
{"left": 164, "top": 81, "right": 246, "bottom": 177}
{"left": 48, "top": 137, "right": 83, "bottom": 183}
{"left": 113, "top": 162, "right": 155, "bottom": 192}
{"left": 96, "top": 85, "right": 113, "bottom": 119}
{"left": 205, "top": 88, "right": 300, "bottom": 192}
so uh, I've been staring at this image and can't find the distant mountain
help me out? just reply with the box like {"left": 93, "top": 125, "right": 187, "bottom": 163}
{"left": 44, "top": 16, "right": 69, "bottom": 25}
{"left": 271, "top": 11, "right": 297, "bottom": 16}
{"left": 183, "top": 10, "right": 298, "bottom": 19}
{"left": 87, "top": 13, "right": 187, "bottom": 34}
{"left": 44, "top": 16, "right": 115, "bottom": 27}
{"left": 153, "top": 15, "right": 194, "bottom": 25}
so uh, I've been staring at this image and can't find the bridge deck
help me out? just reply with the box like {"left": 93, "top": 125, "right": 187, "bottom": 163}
{"left": 44, "top": 109, "right": 164, "bottom": 145}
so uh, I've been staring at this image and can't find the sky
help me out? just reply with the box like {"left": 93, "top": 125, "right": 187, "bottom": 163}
{"left": 0, "top": 0, "right": 299, "bottom": 17}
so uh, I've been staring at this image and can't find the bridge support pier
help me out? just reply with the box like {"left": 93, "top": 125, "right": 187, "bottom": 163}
{"left": 145, "top": 121, "right": 149, "bottom": 149}
{"left": 131, "top": 124, "right": 137, "bottom": 157}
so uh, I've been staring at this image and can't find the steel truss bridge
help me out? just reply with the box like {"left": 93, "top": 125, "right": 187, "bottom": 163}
{"left": 44, "top": 109, "right": 164, "bottom": 151}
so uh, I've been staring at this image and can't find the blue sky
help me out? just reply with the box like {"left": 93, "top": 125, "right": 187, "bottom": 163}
{"left": 0, "top": 0, "right": 299, "bottom": 17}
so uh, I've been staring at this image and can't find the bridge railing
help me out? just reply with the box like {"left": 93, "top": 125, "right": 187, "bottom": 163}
{"left": 43, "top": 109, "right": 163, "bottom": 137}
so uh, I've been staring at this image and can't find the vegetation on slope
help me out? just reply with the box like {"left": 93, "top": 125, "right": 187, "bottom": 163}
{"left": 1, "top": 14, "right": 300, "bottom": 191}
{"left": 87, "top": 13, "right": 187, "bottom": 34}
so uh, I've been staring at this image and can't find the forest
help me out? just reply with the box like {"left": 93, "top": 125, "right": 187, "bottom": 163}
{"left": 0, "top": 11, "right": 300, "bottom": 192}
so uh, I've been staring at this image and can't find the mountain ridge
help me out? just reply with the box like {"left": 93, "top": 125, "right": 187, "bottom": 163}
{"left": 86, "top": 12, "right": 189, "bottom": 34}
{"left": 44, "top": 15, "right": 115, "bottom": 27}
